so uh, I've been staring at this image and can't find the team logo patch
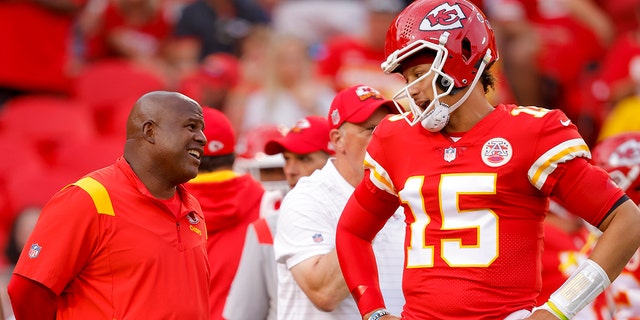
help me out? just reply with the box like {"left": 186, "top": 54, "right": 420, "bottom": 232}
{"left": 420, "top": 3, "right": 468, "bottom": 31}
{"left": 481, "top": 137, "right": 512, "bottom": 167}
{"left": 312, "top": 233, "right": 324, "bottom": 243}
{"left": 28, "top": 243, "right": 42, "bottom": 259}
{"left": 187, "top": 212, "right": 200, "bottom": 224}
{"left": 206, "top": 140, "right": 225, "bottom": 154}
{"left": 292, "top": 118, "right": 311, "bottom": 133}
{"left": 330, "top": 108, "right": 341, "bottom": 127}
{"left": 444, "top": 146, "right": 457, "bottom": 162}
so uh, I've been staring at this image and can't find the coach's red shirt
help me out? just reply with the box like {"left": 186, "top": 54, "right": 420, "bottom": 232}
{"left": 13, "top": 157, "right": 210, "bottom": 319}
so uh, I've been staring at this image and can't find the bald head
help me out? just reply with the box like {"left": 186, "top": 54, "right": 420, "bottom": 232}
{"left": 126, "top": 91, "right": 200, "bottom": 140}
{"left": 123, "top": 91, "right": 206, "bottom": 198}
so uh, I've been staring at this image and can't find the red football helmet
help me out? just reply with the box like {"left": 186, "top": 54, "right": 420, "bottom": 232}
{"left": 382, "top": 0, "right": 498, "bottom": 131}
{"left": 592, "top": 132, "right": 640, "bottom": 205}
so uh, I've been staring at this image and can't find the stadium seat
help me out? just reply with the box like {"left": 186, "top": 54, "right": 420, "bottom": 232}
{"left": 0, "top": 94, "right": 99, "bottom": 166}
{"left": 73, "top": 59, "right": 167, "bottom": 136}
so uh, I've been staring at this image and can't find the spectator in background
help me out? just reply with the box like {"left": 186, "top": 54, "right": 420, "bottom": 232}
{"left": 7, "top": 91, "right": 210, "bottom": 319}
{"left": 185, "top": 107, "right": 272, "bottom": 320}
{"left": 171, "top": 0, "right": 270, "bottom": 62}
{"left": 315, "top": 0, "right": 406, "bottom": 98}
{"left": 271, "top": 0, "right": 367, "bottom": 47}
{"left": 0, "top": 206, "right": 40, "bottom": 320}
{"left": 485, "top": 0, "right": 614, "bottom": 147}
{"left": 78, "top": 0, "right": 172, "bottom": 64}
{"left": 274, "top": 85, "right": 405, "bottom": 319}
{"left": 596, "top": 5, "right": 640, "bottom": 105}
{"left": 235, "top": 33, "right": 335, "bottom": 141}
{"left": 223, "top": 115, "right": 334, "bottom": 320}
{"left": 0, "top": 0, "right": 86, "bottom": 104}
{"left": 178, "top": 52, "right": 241, "bottom": 113}
{"left": 591, "top": 132, "right": 640, "bottom": 319}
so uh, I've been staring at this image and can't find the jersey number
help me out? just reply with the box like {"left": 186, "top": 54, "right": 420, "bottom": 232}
{"left": 399, "top": 174, "right": 499, "bottom": 268}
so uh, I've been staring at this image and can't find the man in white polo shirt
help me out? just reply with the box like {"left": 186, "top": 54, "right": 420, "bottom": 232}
{"left": 274, "top": 84, "right": 406, "bottom": 319}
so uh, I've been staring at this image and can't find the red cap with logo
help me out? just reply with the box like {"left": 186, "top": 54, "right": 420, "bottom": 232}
{"left": 202, "top": 107, "right": 236, "bottom": 156}
{"left": 328, "top": 84, "right": 397, "bottom": 129}
{"left": 264, "top": 116, "right": 335, "bottom": 155}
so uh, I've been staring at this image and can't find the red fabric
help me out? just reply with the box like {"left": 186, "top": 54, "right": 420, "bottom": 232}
{"left": 337, "top": 104, "right": 623, "bottom": 319}
{"left": 12, "top": 157, "right": 209, "bottom": 319}
{"left": 0, "top": 2, "right": 78, "bottom": 93}
{"left": 8, "top": 274, "right": 58, "bottom": 319}
{"left": 83, "top": 2, "right": 170, "bottom": 60}
{"left": 252, "top": 218, "right": 274, "bottom": 245}
{"left": 551, "top": 158, "right": 625, "bottom": 226}
{"left": 186, "top": 173, "right": 264, "bottom": 320}
{"left": 599, "top": 33, "right": 640, "bottom": 88}
{"left": 316, "top": 35, "right": 405, "bottom": 98}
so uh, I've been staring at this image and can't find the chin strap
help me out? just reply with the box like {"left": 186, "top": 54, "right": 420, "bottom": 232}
{"left": 420, "top": 49, "right": 493, "bottom": 132}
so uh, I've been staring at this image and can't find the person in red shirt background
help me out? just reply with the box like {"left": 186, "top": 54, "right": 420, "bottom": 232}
{"left": 0, "top": 0, "right": 86, "bottom": 103}
{"left": 592, "top": 132, "right": 640, "bottom": 319}
{"left": 7, "top": 91, "right": 210, "bottom": 319}
{"left": 185, "top": 107, "right": 275, "bottom": 320}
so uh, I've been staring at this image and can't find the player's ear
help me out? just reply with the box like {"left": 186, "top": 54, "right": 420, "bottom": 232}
{"left": 329, "top": 128, "right": 343, "bottom": 152}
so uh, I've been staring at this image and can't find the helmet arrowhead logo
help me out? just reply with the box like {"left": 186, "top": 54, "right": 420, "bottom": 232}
{"left": 420, "top": 3, "right": 466, "bottom": 31}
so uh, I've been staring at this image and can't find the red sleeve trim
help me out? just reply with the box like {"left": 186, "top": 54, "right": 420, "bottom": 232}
{"left": 252, "top": 218, "right": 273, "bottom": 245}
{"left": 552, "top": 158, "right": 627, "bottom": 227}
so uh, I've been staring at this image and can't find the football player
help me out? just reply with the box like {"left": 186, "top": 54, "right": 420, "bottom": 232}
{"left": 592, "top": 132, "right": 640, "bottom": 319}
{"left": 334, "top": 1, "right": 640, "bottom": 319}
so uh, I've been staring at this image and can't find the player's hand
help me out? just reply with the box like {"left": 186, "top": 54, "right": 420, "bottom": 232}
{"left": 379, "top": 315, "right": 400, "bottom": 320}
{"left": 521, "top": 309, "right": 560, "bottom": 319}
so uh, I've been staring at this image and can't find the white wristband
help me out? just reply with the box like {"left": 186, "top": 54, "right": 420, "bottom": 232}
{"left": 544, "top": 259, "right": 611, "bottom": 319}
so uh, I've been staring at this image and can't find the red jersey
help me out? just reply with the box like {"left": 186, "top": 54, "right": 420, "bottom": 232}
{"left": 13, "top": 157, "right": 210, "bottom": 319}
{"left": 186, "top": 171, "right": 264, "bottom": 320}
{"left": 338, "top": 104, "right": 625, "bottom": 319}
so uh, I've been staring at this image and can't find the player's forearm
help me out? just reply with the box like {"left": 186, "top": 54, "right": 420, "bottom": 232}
{"left": 590, "top": 200, "right": 640, "bottom": 280}
{"left": 534, "top": 200, "right": 640, "bottom": 319}
{"left": 297, "top": 249, "right": 351, "bottom": 311}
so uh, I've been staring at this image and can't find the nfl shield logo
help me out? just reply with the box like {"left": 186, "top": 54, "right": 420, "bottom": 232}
{"left": 444, "top": 147, "right": 457, "bottom": 162}
{"left": 312, "top": 233, "right": 324, "bottom": 243}
{"left": 28, "top": 243, "right": 42, "bottom": 259}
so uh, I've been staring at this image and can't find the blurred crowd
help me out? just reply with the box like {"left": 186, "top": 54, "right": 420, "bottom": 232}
{"left": 0, "top": 0, "right": 639, "bottom": 318}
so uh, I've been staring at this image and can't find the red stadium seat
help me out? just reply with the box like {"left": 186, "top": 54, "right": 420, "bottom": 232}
{"left": 0, "top": 94, "right": 99, "bottom": 166}
{"left": 73, "top": 59, "right": 167, "bottom": 136}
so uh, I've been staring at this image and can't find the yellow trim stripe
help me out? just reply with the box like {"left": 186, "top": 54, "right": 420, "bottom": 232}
{"left": 73, "top": 177, "right": 115, "bottom": 216}
{"left": 529, "top": 139, "right": 590, "bottom": 190}
{"left": 364, "top": 152, "right": 397, "bottom": 196}
{"left": 546, "top": 301, "right": 569, "bottom": 320}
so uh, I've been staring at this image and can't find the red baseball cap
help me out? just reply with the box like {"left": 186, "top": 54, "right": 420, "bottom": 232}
{"left": 328, "top": 84, "right": 397, "bottom": 129}
{"left": 202, "top": 107, "right": 236, "bottom": 156}
{"left": 264, "top": 116, "right": 335, "bottom": 155}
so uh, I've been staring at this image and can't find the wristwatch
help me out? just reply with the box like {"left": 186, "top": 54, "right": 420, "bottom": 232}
{"left": 368, "top": 309, "right": 390, "bottom": 320}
